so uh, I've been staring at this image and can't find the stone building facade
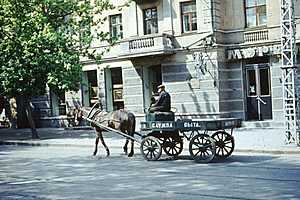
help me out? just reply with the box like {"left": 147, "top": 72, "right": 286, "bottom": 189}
{"left": 31, "top": 0, "right": 300, "bottom": 127}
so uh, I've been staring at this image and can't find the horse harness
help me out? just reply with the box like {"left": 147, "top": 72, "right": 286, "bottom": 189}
{"left": 89, "top": 109, "right": 121, "bottom": 129}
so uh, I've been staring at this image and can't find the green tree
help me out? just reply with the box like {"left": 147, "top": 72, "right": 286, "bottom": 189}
{"left": 0, "top": 0, "right": 117, "bottom": 138}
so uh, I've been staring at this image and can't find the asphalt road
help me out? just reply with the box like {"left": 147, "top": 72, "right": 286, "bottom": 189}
{"left": 0, "top": 145, "right": 300, "bottom": 200}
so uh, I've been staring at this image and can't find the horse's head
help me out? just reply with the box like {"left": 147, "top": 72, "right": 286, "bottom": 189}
{"left": 67, "top": 106, "right": 83, "bottom": 126}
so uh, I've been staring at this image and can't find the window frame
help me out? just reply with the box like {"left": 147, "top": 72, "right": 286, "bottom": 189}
{"left": 180, "top": 1, "right": 197, "bottom": 33}
{"left": 244, "top": 0, "right": 267, "bottom": 28}
{"left": 143, "top": 7, "right": 158, "bottom": 35}
{"left": 109, "top": 14, "right": 123, "bottom": 40}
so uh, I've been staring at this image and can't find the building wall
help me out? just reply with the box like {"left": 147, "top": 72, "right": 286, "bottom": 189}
{"left": 161, "top": 50, "right": 220, "bottom": 116}
{"left": 122, "top": 65, "right": 144, "bottom": 113}
{"left": 219, "top": 55, "right": 245, "bottom": 119}
{"left": 30, "top": 0, "right": 300, "bottom": 127}
{"left": 79, "top": 0, "right": 300, "bottom": 123}
{"left": 270, "top": 55, "right": 285, "bottom": 121}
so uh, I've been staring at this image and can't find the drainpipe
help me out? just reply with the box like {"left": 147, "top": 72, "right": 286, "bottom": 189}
{"left": 135, "top": 1, "right": 139, "bottom": 36}
{"left": 210, "top": 0, "right": 215, "bottom": 36}
{"left": 170, "top": 0, "right": 174, "bottom": 35}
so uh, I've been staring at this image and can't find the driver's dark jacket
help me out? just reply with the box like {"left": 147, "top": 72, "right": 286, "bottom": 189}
{"left": 152, "top": 91, "right": 171, "bottom": 112}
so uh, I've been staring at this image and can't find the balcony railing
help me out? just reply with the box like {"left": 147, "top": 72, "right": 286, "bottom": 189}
{"left": 244, "top": 29, "right": 269, "bottom": 43}
{"left": 129, "top": 37, "right": 155, "bottom": 50}
{"left": 119, "top": 33, "right": 174, "bottom": 58}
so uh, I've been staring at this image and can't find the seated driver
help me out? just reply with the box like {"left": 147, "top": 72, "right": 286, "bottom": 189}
{"left": 149, "top": 84, "right": 171, "bottom": 113}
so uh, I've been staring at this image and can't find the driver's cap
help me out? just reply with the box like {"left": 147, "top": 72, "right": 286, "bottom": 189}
{"left": 157, "top": 84, "right": 165, "bottom": 89}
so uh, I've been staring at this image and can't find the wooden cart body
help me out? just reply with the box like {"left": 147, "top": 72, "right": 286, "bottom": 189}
{"left": 139, "top": 114, "right": 241, "bottom": 162}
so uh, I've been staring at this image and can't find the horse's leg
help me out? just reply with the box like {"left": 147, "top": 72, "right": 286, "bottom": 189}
{"left": 121, "top": 127, "right": 129, "bottom": 155}
{"left": 128, "top": 137, "right": 134, "bottom": 157}
{"left": 99, "top": 132, "right": 110, "bottom": 157}
{"left": 127, "top": 130, "right": 134, "bottom": 157}
{"left": 128, "top": 116, "right": 136, "bottom": 157}
{"left": 123, "top": 139, "right": 129, "bottom": 155}
{"left": 93, "top": 136, "right": 99, "bottom": 156}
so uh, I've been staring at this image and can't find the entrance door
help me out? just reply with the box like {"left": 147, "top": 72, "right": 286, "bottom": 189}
{"left": 246, "top": 64, "right": 272, "bottom": 120}
{"left": 105, "top": 67, "right": 124, "bottom": 111}
{"left": 143, "top": 65, "right": 162, "bottom": 110}
{"left": 87, "top": 70, "right": 98, "bottom": 107}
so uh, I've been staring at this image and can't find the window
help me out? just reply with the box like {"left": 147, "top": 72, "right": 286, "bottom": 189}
{"left": 247, "top": 69, "right": 257, "bottom": 96}
{"left": 109, "top": 14, "right": 123, "bottom": 39}
{"left": 259, "top": 68, "right": 270, "bottom": 96}
{"left": 181, "top": 1, "right": 197, "bottom": 33}
{"left": 143, "top": 7, "right": 158, "bottom": 35}
{"left": 245, "top": 0, "right": 267, "bottom": 27}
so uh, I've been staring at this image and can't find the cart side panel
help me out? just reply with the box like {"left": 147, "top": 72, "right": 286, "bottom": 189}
{"left": 141, "top": 121, "right": 176, "bottom": 131}
{"left": 177, "top": 118, "right": 242, "bottom": 131}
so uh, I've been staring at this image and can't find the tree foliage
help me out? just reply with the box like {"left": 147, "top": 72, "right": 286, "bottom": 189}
{"left": 0, "top": 0, "right": 115, "bottom": 97}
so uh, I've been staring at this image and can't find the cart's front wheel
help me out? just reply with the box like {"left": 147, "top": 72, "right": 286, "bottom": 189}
{"left": 189, "top": 134, "right": 216, "bottom": 163}
{"left": 211, "top": 131, "right": 235, "bottom": 158}
{"left": 140, "top": 136, "right": 162, "bottom": 161}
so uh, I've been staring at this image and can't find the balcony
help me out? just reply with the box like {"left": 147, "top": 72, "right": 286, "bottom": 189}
{"left": 133, "top": 0, "right": 159, "bottom": 4}
{"left": 244, "top": 29, "right": 269, "bottom": 43}
{"left": 118, "top": 33, "right": 175, "bottom": 58}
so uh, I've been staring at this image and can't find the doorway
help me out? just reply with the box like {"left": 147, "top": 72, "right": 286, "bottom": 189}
{"left": 143, "top": 65, "right": 162, "bottom": 110}
{"left": 245, "top": 64, "right": 272, "bottom": 120}
{"left": 81, "top": 70, "right": 98, "bottom": 107}
{"left": 105, "top": 67, "right": 124, "bottom": 111}
{"left": 87, "top": 70, "right": 98, "bottom": 107}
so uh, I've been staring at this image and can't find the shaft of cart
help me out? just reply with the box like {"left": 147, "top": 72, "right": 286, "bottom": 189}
{"left": 84, "top": 117, "right": 142, "bottom": 143}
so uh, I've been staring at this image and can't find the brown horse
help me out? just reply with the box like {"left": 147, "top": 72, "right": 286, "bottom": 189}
{"left": 80, "top": 106, "right": 136, "bottom": 157}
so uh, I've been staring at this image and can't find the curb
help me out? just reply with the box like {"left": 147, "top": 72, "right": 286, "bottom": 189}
{"left": 0, "top": 140, "right": 134, "bottom": 149}
{"left": 234, "top": 149, "right": 300, "bottom": 155}
{"left": 0, "top": 140, "right": 93, "bottom": 148}
{"left": 64, "top": 126, "right": 93, "bottom": 131}
{"left": 1, "top": 140, "right": 300, "bottom": 155}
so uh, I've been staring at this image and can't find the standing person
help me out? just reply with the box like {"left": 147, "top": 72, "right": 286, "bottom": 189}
{"left": 0, "top": 95, "right": 5, "bottom": 114}
{"left": 149, "top": 85, "right": 171, "bottom": 112}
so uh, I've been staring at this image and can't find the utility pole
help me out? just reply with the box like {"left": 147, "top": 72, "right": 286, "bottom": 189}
{"left": 280, "top": 0, "right": 300, "bottom": 145}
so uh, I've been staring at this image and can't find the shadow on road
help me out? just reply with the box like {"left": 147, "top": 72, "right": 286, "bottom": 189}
{"left": 156, "top": 154, "right": 278, "bottom": 164}
{"left": 223, "top": 154, "right": 278, "bottom": 163}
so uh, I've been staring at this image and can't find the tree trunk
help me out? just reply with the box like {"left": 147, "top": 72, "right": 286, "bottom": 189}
{"left": 24, "top": 97, "right": 39, "bottom": 139}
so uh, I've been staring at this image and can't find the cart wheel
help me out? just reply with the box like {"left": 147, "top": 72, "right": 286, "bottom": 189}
{"left": 140, "top": 136, "right": 162, "bottom": 161}
{"left": 211, "top": 131, "right": 235, "bottom": 158}
{"left": 163, "top": 136, "right": 183, "bottom": 156}
{"left": 189, "top": 134, "right": 216, "bottom": 163}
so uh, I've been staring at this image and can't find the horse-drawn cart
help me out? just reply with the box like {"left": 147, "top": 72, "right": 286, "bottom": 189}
{"left": 140, "top": 112, "right": 241, "bottom": 163}
{"left": 82, "top": 104, "right": 241, "bottom": 163}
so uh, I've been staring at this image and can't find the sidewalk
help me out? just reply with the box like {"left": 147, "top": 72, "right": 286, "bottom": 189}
{"left": 0, "top": 127, "right": 299, "bottom": 154}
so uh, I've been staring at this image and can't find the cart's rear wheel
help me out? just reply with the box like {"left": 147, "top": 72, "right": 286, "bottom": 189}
{"left": 140, "top": 136, "right": 162, "bottom": 161}
{"left": 163, "top": 136, "right": 183, "bottom": 156}
{"left": 189, "top": 134, "right": 216, "bottom": 163}
{"left": 211, "top": 131, "right": 235, "bottom": 158}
